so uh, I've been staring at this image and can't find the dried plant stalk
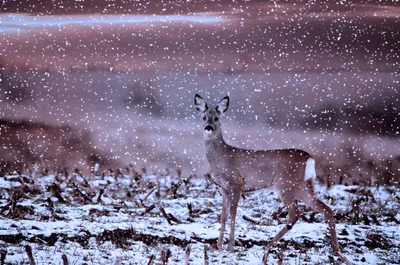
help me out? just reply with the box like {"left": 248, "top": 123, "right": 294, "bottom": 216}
{"left": 25, "top": 245, "right": 36, "bottom": 265}
{"left": 147, "top": 255, "right": 155, "bottom": 265}
{"left": 184, "top": 245, "right": 191, "bottom": 265}
{"left": 62, "top": 254, "right": 68, "bottom": 265}
{"left": 0, "top": 249, "right": 7, "bottom": 265}
{"left": 203, "top": 244, "right": 209, "bottom": 265}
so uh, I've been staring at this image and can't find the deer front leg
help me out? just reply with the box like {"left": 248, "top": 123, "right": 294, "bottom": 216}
{"left": 218, "top": 191, "right": 230, "bottom": 249}
{"left": 227, "top": 187, "right": 241, "bottom": 251}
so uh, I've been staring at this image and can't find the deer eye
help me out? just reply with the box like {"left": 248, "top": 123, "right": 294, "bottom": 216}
{"left": 214, "top": 117, "right": 219, "bottom": 122}
{"left": 203, "top": 116, "right": 206, "bottom": 121}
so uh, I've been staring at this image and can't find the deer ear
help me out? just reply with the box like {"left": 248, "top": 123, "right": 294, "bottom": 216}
{"left": 194, "top": 94, "right": 208, "bottom": 112}
{"left": 217, "top": 95, "right": 229, "bottom": 113}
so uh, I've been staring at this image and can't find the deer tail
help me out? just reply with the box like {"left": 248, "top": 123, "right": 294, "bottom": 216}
{"left": 304, "top": 158, "right": 316, "bottom": 194}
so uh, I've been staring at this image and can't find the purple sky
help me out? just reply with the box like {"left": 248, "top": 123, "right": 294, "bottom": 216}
{"left": 1, "top": 1, "right": 399, "bottom": 173}
{"left": 1, "top": 1, "right": 399, "bottom": 72}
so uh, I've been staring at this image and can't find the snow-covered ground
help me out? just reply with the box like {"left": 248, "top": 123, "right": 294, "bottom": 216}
{"left": 0, "top": 173, "right": 399, "bottom": 264}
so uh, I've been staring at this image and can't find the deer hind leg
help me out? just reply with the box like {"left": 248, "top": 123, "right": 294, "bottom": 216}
{"left": 263, "top": 196, "right": 300, "bottom": 261}
{"left": 296, "top": 190, "right": 340, "bottom": 253}
{"left": 218, "top": 191, "right": 230, "bottom": 249}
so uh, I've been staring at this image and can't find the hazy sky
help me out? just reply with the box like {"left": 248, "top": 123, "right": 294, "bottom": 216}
{"left": 1, "top": 1, "right": 399, "bottom": 173}
{"left": 1, "top": 0, "right": 399, "bottom": 72}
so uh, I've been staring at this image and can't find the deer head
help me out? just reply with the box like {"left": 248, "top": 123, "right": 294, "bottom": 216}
{"left": 194, "top": 94, "right": 229, "bottom": 139}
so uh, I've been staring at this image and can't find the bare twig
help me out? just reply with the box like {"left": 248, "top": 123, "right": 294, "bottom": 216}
{"left": 271, "top": 206, "right": 284, "bottom": 224}
{"left": 75, "top": 168, "right": 89, "bottom": 186}
{"left": 140, "top": 204, "right": 156, "bottom": 216}
{"left": 40, "top": 157, "right": 48, "bottom": 176}
{"left": 92, "top": 163, "right": 101, "bottom": 177}
{"left": 203, "top": 244, "right": 209, "bottom": 265}
{"left": 168, "top": 212, "right": 182, "bottom": 224}
{"left": 193, "top": 188, "right": 207, "bottom": 198}
{"left": 147, "top": 255, "right": 155, "bottom": 265}
{"left": 193, "top": 174, "right": 212, "bottom": 198}
{"left": 141, "top": 166, "right": 147, "bottom": 175}
{"left": 156, "top": 175, "right": 161, "bottom": 199}
{"left": 97, "top": 189, "right": 104, "bottom": 203}
{"left": 211, "top": 186, "right": 218, "bottom": 198}
{"left": 187, "top": 203, "right": 194, "bottom": 218}
{"left": 142, "top": 187, "right": 156, "bottom": 201}
{"left": 114, "top": 256, "right": 122, "bottom": 265}
{"left": 63, "top": 167, "right": 69, "bottom": 182}
{"left": 62, "top": 254, "right": 68, "bottom": 265}
{"left": 277, "top": 248, "right": 284, "bottom": 265}
{"left": 1, "top": 191, "right": 23, "bottom": 217}
{"left": 242, "top": 215, "right": 261, "bottom": 225}
{"left": 161, "top": 248, "right": 171, "bottom": 265}
{"left": 48, "top": 183, "right": 66, "bottom": 203}
{"left": 16, "top": 167, "right": 23, "bottom": 177}
{"left": 126, "top": 166, "right": 133, "bottom": 186}
{"left": 114, "top": 168, "right": 122, "bottom": 188}
{"left": 185, "top": 245, "right": 191, "bottom": 265}
{"left": 25, "top": 245, "right": 36, "bottom": 265}
{"left": 326, "top": 174, "right": 332, "bottom": 189}
{"left": 54, "top": 167, "right": 62, "bottom": 182}
{"left": 46, "top": 198, "right": 54, "bottom": 214}
{"left": 309, "top": 212, "right": 316, "bottom": 223}
{"left": 371, "top": 214, "right": 381, "bottom": 225}
{"left": 133, "top": 198, "right": 142, "bottom": 208}
{"left": 182, "top": 175, "right": 193, "bottom": 193}
{"left": 128, "top": 164, "right": 141, "bottom": 187}
{"left": 385, "top": 214, "right": 399, "bottom": 224}
{"left": 160, "top": 207, "right": 173, "bottom": 225}
{"left": 176, "top": 168, "right": 182, "bottom": 187}
{"left": 71, "top": 182, "right": 92, "bottom": 203}
{"left": 262, "top": 251, "right": 269, "bottom": 265}
{"left": 338, "top": 251, "right": 354, "bottom": 265}
{"left": 170, "top": 182, "right": 179, "bottom": 199}
{"left": 33, "top": 162, "right": 40, "bottom": 185}
{"left": 362, "top": 214, "right": 370, "bottom": 225}
{"left": 17, "top": 178, "right": 30, "bottom": 194}
{"left": 203, "top": 173, "right": 212, "bottom": 185}
{"left": 0, "top": 249, "right": 7, "bottom": 265}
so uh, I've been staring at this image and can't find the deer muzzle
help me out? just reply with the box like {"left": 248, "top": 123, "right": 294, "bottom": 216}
{"left": 204, "top": 125, "right": 214, "bottom": 134}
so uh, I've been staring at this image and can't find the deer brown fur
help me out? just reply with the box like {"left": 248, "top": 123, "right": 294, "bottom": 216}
{"left": 194, "top": 94, "right": 352, "bottom": 264}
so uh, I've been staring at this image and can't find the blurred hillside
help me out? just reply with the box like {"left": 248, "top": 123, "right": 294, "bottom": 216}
{"left": 1, "top": 0, "right": 399, "bottom": 185}
{"left": 1, "top": 66, "right": 399, "bottom": 186}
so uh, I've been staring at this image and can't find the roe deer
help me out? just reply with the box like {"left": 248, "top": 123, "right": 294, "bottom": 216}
{"left": 194, "top": 94, "right": 353, "bottom": 265}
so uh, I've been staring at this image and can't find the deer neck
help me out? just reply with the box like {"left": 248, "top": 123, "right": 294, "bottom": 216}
{"left": 204, "top": 128, "right": 226, "bottom": 145}
{"left": 204, "top": 129, "right": 230, "bottom": 168}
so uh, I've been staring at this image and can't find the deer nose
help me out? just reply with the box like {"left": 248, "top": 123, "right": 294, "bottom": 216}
{"left": 204, "top": 125, "right": 214, "bottom": 132}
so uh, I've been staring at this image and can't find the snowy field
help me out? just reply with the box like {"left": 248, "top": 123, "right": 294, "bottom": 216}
{"left": 1, "top": 1, "right": 399, "bottom": 264}
{"left": 0, "top": 172, "right": 399, "bottom": 265}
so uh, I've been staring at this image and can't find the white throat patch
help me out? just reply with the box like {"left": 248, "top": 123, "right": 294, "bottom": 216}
{"left": 204, "top": 129, "right": 213, "bottom": 134}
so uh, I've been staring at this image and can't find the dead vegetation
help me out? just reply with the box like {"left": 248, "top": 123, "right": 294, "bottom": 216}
{"left": 0, "top": 164, "right": 399, "bottom": 264}
{"left": 0, "top": 118, "right": 116, "bottom": 177}
{"left": 315, "top": 143, "right": 400, "bottom": 188}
